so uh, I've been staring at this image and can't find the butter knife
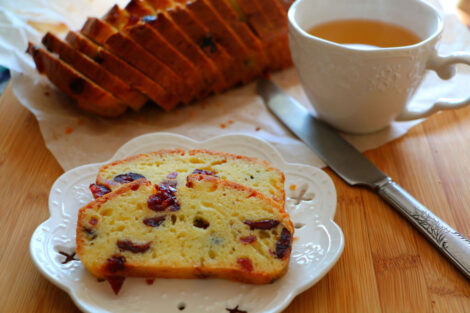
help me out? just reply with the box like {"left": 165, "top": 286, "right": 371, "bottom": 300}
{"left": 257, "top": 78, "right": 470, "bottom": 279}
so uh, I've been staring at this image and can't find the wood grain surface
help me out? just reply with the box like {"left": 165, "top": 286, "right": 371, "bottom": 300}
{"left": 0, "top": 76, "right": 469, "bottom": 313}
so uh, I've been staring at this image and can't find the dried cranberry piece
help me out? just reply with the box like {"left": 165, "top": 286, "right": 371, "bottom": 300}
{"left": 192, "top": 169, "right": 218, "bottom": 176}
{"left": 147, "top": 180, "right": 180, "bottom": 212}
{"left": 193, "top": 217, "right": 210, "bottom": 229}
{"left": 275, "top": 228, "right": 292, "bottom": 259}
{"left": 160, "top": 179, "right": 178, "bottom": 193}
{"left": 167, "top": 172, "right": 178, "bottom": 179}
{"left": 117, "top": 240, "right": 151, "bottom": 253}
{"left": 186, "top": 180, "right": 194, "bottom": 188}
{"left": 200, "top": 33, "right": 216, "bottom": 54}
{"left": 105, "top": 255, "right": 126, "bottom": 273}
{"left": 244, "top": 219, "right": 280, "bottom": 230}
{"left": 240, "top": 235, "right": 257, "bottom": 244}
{"left": 147, "top": 192, "right": 173, "bottom": 212}
{"left": 143, "top": 215, "right": 166, "bottom": 227}
{"left": 113, "top": 172, "right": 145, "bottom": 184}
{"left": 89, "top": 217, "right": 98, "bottom": 225}
{"left": 107, "top": 276, "right": 125, "bottom": 295}
{"left": 146, "top": 278, "right": 155, "bottom": 285}
{"left": 237, "top": 257, "right": 253, "bottom": 272}
{"left": 69, "top": 78, "right": 85, "bottom": 94}
{"left": 89, "top": 183, "right": 111, "bottom": 199}
{"left": 82, "top": 227, "right": 97, "bottom": 240}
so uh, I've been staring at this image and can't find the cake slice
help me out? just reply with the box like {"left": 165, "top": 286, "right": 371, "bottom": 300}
{"left": 81, "top": 17, "right": 185, "bottom": 109}
{"left": 123, "top": 0, "right": 227, "bottom": 94}
{"left": 167, "top": 6, "right": 241, "bottom": 88}
{"left": 92, "top": 149, "right": 285, "bottom": 206}
{"left": 42, "top": 32, "right": 148, "bottom": 111}
{"left": 142, "top": 12, "right": 227, "bottom": 93}
{"left": 187, "top": 0, "right": 263, "bottom": 83}
{"left": 234, "top": 0, "right": 286, "bottom": 70}
{"left": 77, "top": 175, "right": 293, "bottom": 294}
{"left": 207, "top": 0, "right": 268, "bottom": 71}
{"left": 255, "top": 0, "right": 292, "bottom": 68}
{"left": 27, "top": 43, "right": 127, "bottom": 117}
{"left": 103, "top": 3, "right": 207, "bottom": 100}
{"left": 65, "top": 31, "right": 175, "bottom": 109}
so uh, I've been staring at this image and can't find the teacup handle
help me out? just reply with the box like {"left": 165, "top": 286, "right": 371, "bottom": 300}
{"left": 397, "top": 52, "right": 470, "bottom": 121}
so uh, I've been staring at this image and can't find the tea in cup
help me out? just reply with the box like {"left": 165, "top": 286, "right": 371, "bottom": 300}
{"left": 288, "top": 0, "right": 470, "bottom": 133}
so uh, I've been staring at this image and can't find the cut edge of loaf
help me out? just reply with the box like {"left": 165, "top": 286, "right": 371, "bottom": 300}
{"left": 41, "top": 32, "right": 148, "bottom": 111}
{"left": 26, "top": 43, "right": 128, "bottom": 117}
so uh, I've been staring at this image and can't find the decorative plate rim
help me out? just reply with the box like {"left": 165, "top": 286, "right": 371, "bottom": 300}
{"left": 30, "top": 132, "right": 344, "bottom": 313}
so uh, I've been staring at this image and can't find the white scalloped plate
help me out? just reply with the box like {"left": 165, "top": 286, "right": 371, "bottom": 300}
{"left": 30, "top": 133, "right": 344, "bottom": 313}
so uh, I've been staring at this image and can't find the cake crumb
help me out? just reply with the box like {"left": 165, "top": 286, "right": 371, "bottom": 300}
{"left": 289, "top": 184, "right": 296, "bottom": 191}
{"left": 227, "top": 120, "right": 234, "bottom": 125}
{"left": 65, "top": 126, "right": 74, "bottom": 134}
{"left": 255, "top": 126, "right": 261, "bottom": 131}
{"left": 220, "top": 123, "right": 227, "bottom": 129}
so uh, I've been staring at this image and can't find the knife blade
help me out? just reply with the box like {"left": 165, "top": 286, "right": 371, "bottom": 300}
{"left": 257, "top": 78, "right": 470, "bottom": 279}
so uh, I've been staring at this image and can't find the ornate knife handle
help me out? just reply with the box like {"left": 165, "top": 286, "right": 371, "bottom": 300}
{"left": 376, "top": 178, "right": 470, "bottom": 279}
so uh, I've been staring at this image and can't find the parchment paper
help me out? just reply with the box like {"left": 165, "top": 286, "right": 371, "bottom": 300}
{"left": 0, "top": 0, "right": 468, "bottom": 171}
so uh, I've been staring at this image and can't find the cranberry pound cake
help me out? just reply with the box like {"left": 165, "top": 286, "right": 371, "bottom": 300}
{"left": 28, "top": 0, "right": 295, "bottom": 117}
{"left": 91, "top": 149, "right": 285, "bottom": 206}
{"left": 77, "top": 175, "right": 293, "bottom": 294}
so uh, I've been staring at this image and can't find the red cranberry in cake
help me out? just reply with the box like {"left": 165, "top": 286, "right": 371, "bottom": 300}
{"left": 275, "top": 228, "right": 292, "bottom": 259}
{"left": 117, "top": 240, "right": 152, "bottom": 253}
{"left": 107, "top": 276, "right": 125, "bottom": 295}
{"left": 89, "top": 183, "right": 111, "bottom": 199}
{"left": 240, "top": 235, "right": 257, "bottom": 244}
{"left": 143, "top": 215, "right": 166, "bottom": 227}
{"left": 244, "top": 219, "right": 280, "bottom": 230}
{"left": 113, "top": 172, "right": 146, "bottom": 183}
{"left": 167, "top": 172, "right": 178, "bottom": 179}
{"left": 105, "top": 255, "right": 126, "bottom": 273}
{"left": 237, "top": 257, "right": 254, "bottom": 272}
{"left": 147, "top": 181, "right": 180, "bottom": 212}
{"left": 192, "top": 169, "right": 218, "bottom": 176}
{"left": 193, "top": 217, "right": 210, "bottom": 229}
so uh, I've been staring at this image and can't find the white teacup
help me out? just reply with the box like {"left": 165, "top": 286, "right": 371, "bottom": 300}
{"left": 288, "top": 0, "right": 470, "bottom": 134}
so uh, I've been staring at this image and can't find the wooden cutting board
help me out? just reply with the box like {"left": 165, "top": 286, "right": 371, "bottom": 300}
{"left": 1, "top": 75, "right": 470, "bottom": 313}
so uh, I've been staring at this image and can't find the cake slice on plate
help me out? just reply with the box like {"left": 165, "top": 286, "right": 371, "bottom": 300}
{"left": 77, "top": 175, "right": 293, "bottom": 294}
{"left": 92, "top": 149, "right": 285, "bottom": 206}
